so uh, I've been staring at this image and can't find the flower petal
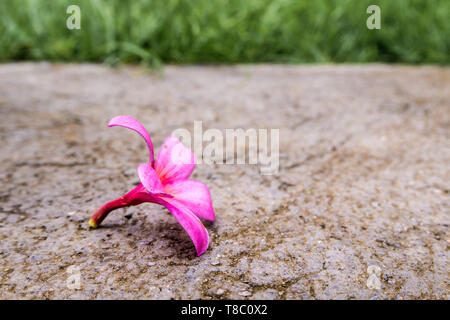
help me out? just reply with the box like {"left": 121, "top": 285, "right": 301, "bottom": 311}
{"left": 157, "top": 197, "right": 209, "bottom": 256}
{"left": 108, "top": 116, "right": 154, "bottom": 165}
{"left": 155, "top": 136, "right": 195, "bottom": 184}
{"left": 137, "top": 163, "right": 166, "bottom": 194}
{"left": 163, "top": 180, "right": 215, "bottom": 221}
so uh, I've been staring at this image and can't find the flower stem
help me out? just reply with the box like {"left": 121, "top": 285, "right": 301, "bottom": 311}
{"left": 89, "top": 184, "right": 150, "bottom": 228}
{"left": 89, "top": 197, "right": 129, "bottom": 228}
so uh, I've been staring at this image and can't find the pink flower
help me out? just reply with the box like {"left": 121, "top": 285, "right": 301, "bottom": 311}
{"left": 89, "top": 116, "right": 215, "bottom": 256}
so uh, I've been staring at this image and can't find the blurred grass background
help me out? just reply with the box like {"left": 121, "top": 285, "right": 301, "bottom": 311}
{"left": 0, "top": 0, "right": 449, "bottom": 65}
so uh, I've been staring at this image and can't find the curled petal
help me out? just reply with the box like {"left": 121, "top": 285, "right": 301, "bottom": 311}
{"left": 163, "top": 180, "right": 215, "bottom": 221}
{"left": 157, "top": 197, "right": 209, "bottom": 256}
{"left": 108, "top": 116, "right": 154, "bottom": 165}
{"left": 137, "top": 163, "right": 166, "bottom": 194}
{"left": 155, "top": 136, "right": 195, "bottom": 184}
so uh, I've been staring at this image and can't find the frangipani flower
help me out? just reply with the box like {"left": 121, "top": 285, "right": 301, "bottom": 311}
{"left": 89, "top": 116, "right": 215, "bottom": 256}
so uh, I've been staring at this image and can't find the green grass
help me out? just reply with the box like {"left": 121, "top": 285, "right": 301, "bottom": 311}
{"left": 0, "top": 0, "right": 449, "bottom": 65}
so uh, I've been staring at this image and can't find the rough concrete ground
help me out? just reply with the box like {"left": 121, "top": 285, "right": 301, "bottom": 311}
{"left": 0, "top": 63, "right": 448, "bottom": 299}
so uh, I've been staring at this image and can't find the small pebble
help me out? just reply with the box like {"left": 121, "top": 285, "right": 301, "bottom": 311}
{"left": 216, "top": 289, "right": 225, "bottom": 295}
{"left": 210, "top": 260, "right": 220, "bottom": 266}
{"left": 239, "top": 291, "right": 252, "bottom": 297}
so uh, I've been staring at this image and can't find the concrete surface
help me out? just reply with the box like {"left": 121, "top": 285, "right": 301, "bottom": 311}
{"left": 0, "top": 63, "right": 448, "bottom": 299}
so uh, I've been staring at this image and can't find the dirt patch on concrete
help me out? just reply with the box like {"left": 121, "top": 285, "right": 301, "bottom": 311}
{"left": 0, "top": 63, "right": 448, "bottom": 299}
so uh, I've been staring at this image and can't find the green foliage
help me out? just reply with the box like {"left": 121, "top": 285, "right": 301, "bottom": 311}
{"left": 0, "top": 0, "right": 448, "bottom": 64}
